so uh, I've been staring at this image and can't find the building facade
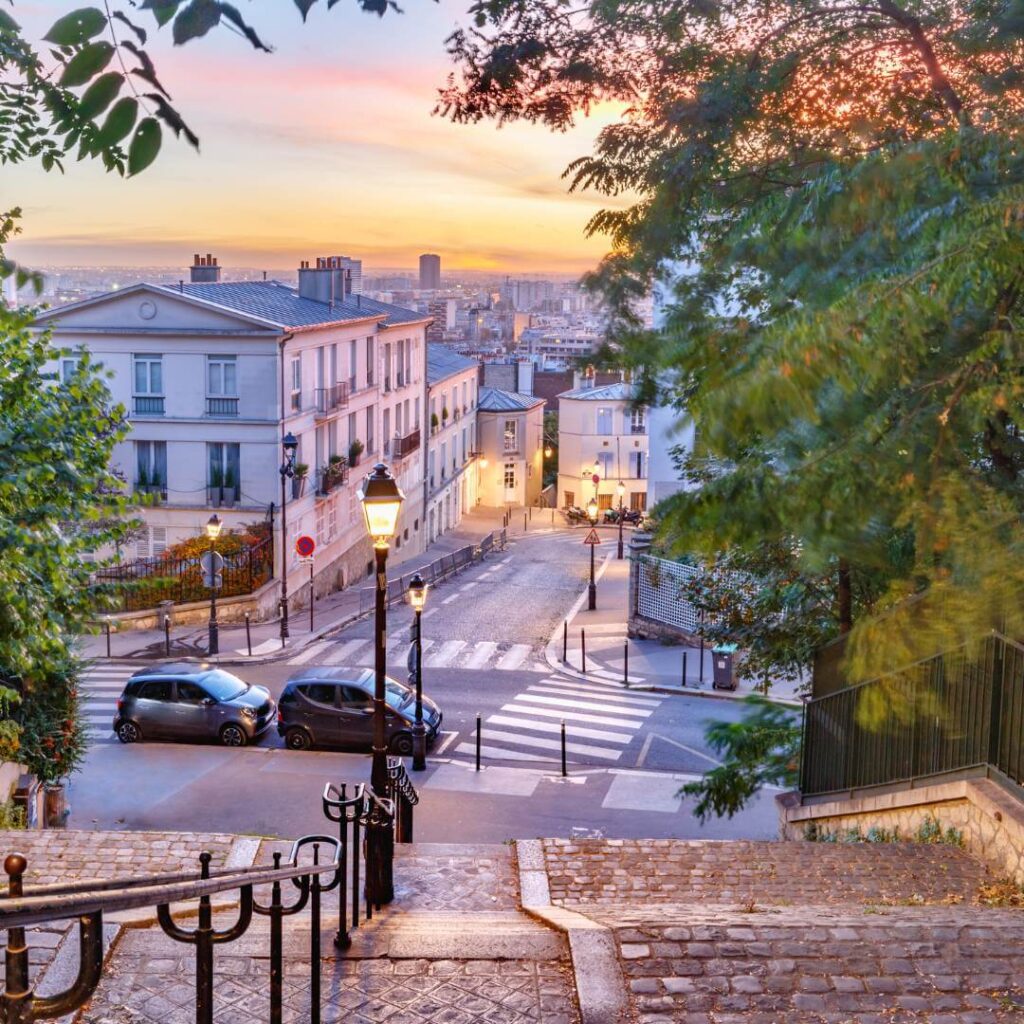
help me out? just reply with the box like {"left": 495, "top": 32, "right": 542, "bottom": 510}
{"left": 424, "top": 346, "right": 479, "bottom": 542}
{"left": 36, "top": 254, "right": 430, "bottom": 616}
{"left": 556, "top": 381, "right": 649, "bottom": 512}
{"left": 476, "top": 388, "right": 544, "bottom": 507}
{"left": 419, "top": 254, "right": 441, "bottom": 291}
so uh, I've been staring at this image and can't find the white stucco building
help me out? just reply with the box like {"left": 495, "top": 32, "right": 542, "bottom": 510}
{"left": 36, "top": 254, "right": 429, "bottom": 615}
{"left": 556, "top": 379, "right": 649, "bottom": 512}
{"left": 476, "top": 388, "right": 545, "bottom": 507}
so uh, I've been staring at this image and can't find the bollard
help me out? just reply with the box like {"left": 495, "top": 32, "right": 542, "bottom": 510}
{"left": 562, "top": 621, "right": 568, "bottom": 662}
{"left": 524, "top": 512, "right": 527, "bottom": 532}
{"left": 105, "top": 621, "right": 111, "bottom": 658}
{"left": 164, "top": 618, "right": 170, "bottom": 657}
{"left": 682, "top": 651, "right": 688, "bottom": 688}
{"left": 581, "top": 628, "right": 586, "bottom": 674}
{"left": 245, "top": 613, "right": 252, "bottom": 658}
{"left": 310, "top": 562, "right": 315, "bottom": 632}
{"left": 624, "top": 640, "right": 629, "bottom": 686}
{"left": 561, "top": 720, "right": 567, "bottom": 777}
{"left": 529, "top": 506, "right": 533, "bottom": 521}
{"left": 475, "top": 714, "right": 482, "bottom": 771}
{"left": 551, "top": 508, "right": 555, "bottom": 525}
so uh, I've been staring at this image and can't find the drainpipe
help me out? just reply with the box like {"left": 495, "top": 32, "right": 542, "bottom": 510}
{"left": 278, "top": 332, "right": 294, "bottom": 597}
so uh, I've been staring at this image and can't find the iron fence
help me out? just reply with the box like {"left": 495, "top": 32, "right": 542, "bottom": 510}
{"left": 801, "top": 631, "right": 1024, "bottom": 798}
{"left": 92, "top": 536, "right": 274, "bottom": 613}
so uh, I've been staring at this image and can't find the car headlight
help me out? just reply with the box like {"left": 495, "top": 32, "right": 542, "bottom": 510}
{"left": 240, "top": 707, "right": 256, "bottom": 719}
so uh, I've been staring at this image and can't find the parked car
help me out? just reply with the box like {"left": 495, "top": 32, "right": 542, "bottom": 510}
{"left": 113, "top": 663, "right": 276, "bottom": 747}
{"left": 277, "top": 667, "right": 442, "bottom": 753}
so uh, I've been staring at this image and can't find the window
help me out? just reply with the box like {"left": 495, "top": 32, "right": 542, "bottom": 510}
{"left": 365, "top": 406, "right": 375, "bottom": 453}
{"left": 135, "top": 440, "right": 167, "bottom": 496}
{"left": 564, "top": 490, "right": 575, "bottom": 508}
{"left": 441, "top": 442, "right": 447, "bottom": 479}
{"left": 503, "top": 419, "right": 518, "bottom": 452}
{"left": 138, "top": 680, "right": 172, "bottom": 701}
{"left": 207, "top": 356, "right": 237, "bottom": 395}
{"left": 597, "top": 451, "right": 613, "bottom": 479}
{"left": 462, "top": 382, "right": 467, "bottom": 411}
{"left": 365, "top": 337, "right": 374, "bottom": 387}
{"left": 405, "top": 339, "right": 412, "bottom": 386}
{"left": 596, "top": 407, "right": 613, "bottom": 435}
{"left": 628, "top": 450, "right": 645, "bottom": 479}
{"left": 299, "top": 683, "right": 337, "bottom": 707}
{"left": 60, "top": 356, "right": 79, "bottom": 383}
{"left": 630, "top": 407, "right": 646, "bottom": 434}
{"left": 504, "top": 463, "right": 516, "bottom": 490}
{"left": 384, "top": 343, "right": 392, "bottom": 391}
{"left": 339, "top": 686, "right": 371, "bottom": 707}
{"left": 177, "top": 682, "right": 210, "bottom": 704}
{"left": 135, "top": 525, "right": 167, "bottom": 559}
{"left": 461, "top": 427, "right": 467, "bottom": 464}
{"left": 396, "top": 340, "right": 404, "bottom": 387}
{"left": 349, "top": 340, "right": 358, "bottom": 391}
{"left": 133, "top": 355, "right": 163, "bottom": 394}
{"left": 208, "top": 442, "right": 241, "bottom": 500}
{"left": 382, "top": 408, "right": 391, "bottom": 456}
{"left": 429, "top": 450, "right": 436, "bottom": 488}
{"left": 290, "top": 356, "right": 302, "bottom": 411}
{"left": 631, "top": 491, "right": 647, "bottom": 511}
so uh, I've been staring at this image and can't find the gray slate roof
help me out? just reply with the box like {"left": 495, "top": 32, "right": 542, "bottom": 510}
{"left": 427, "top": 344, "right": 479, "bottom": 385}
{"left": 162, "top": 281, "right": 425, "bottom": 330}
{"left": 477, "top": 387, "right": 544, "bottom": 412}
{"left": 557, "top": 381, "right": 637, "bottom": 401}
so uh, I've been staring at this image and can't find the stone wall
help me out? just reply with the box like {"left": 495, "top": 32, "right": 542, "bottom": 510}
{"left": 780, "top": 777, "right": 1024, "bottom": 884}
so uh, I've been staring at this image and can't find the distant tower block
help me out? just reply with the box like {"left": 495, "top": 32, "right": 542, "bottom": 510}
{"left": 419, "top": 253, "right": 441, "bottom": 291}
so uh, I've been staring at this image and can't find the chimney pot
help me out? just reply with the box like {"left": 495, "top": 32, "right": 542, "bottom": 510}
{"left": 193, "top": 253, "right": 200, "bottom": 265}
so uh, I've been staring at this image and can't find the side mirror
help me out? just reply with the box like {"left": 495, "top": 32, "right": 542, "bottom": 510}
{"left": 202, "top": 697, "right": 216, "bottom": 707}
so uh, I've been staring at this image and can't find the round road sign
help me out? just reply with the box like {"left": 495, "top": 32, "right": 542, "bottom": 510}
{"left": 295, "top": 534, "right": 316, "bottom": 558}
{"left": 591, "top": 473, "right": 600, "bottom": 485}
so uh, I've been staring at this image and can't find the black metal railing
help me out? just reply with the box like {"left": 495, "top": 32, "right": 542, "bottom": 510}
{"left": 393, "top": 428, "right": 421, "bottom": 459}
{"left": 314, "top": 383, "right": 349, "bottom": 417}
{"left": 91, "top": 535, "right": 273, "bottom": 613}
{"left": 206, "top": 397, "right": 239, "bottom": 417}
{"left": 0, "top": 835, "right": 342, "bottom": 1024}
{"left": 132, "top": 395, "right": 164, "bottom": 416}
{"left": 801, "top": 631, "right": 1024, "bottom": 798}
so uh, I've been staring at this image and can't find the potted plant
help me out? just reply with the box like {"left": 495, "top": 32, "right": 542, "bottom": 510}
{"left": 430, "top": 412, "right": 439, "bottom": 434}
{"left": 442, "top": 406, "right": 449, "bottom": 424}
{"left": 348, "top": 439, "right": 364, "bottom": 467}
{"left": 209, "top": 462, "right": 224, "bottom": 506}
{"left": 292, "top": 462, "right": 308, "bottom": 499}
{"left": 223, "top": 465, "right": 237, "bottom": 507}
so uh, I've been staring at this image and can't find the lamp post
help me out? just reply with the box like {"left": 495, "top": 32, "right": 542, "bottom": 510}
{"left": 278, "top": 432, "right": 298, "bottom": 643}
{"left": 358, "top": 463, "right": 405, "bottom": 800}
{"left": 205, "top": 513, "right": 223, "bottom": 655}
{"left": 407, "top": 573, "right": 428, "bottom": 771}
{"left": 616, "top": 480, "right": 626, "bottom": 560}
{"left": 587, "top": 497, "right": 599, "bottom": 610}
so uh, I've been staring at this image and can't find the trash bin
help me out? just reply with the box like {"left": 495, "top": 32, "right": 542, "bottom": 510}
{"left": 712, "top": 644, "right": 738, "bottom": 690}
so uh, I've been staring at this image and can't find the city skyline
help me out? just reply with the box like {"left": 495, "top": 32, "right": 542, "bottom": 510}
{"left": 7, "top": 1, "right": 630, "bottom": 274}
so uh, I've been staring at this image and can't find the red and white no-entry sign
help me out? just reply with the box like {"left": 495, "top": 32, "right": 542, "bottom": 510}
{"left": 295, "top": 534, "right": 316, "bottom": 558}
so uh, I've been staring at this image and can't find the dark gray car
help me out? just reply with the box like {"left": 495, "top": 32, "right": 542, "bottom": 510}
{"left": 277, "top": 667, "right": 442, "bottom": 753}
{"left": 113, "top": 663, "right": 276, "bottom": 747}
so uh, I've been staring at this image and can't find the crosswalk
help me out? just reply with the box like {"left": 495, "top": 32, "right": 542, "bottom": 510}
{"left": 286, "top": 635, "right": 545, "bottom": 674}
{"left": 80, "top": 663, "right": 136, "bottom": 744}
{"left": 454, "top": 673, "right": 662, "bottom": 765}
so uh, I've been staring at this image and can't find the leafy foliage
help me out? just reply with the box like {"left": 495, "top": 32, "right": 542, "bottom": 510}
{"left": 681, "top": 697, "right": 801, "bottom": 822}
{"left": 15, "top": 656, "right": 89, "bottom": 785}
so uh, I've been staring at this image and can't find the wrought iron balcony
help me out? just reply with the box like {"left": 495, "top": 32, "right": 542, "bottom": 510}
{"left": 393, "top": 427, "right": 421, "bottom": 459}
{"left": 630, "top": 424, "right": 647, "bottom": 434}
{"left": 206, "top": 396, "right": 239, "bottom": 417}
{"left": 316, "top": 458, "right": 349, "bottom": 496}
{"left": 314, "top": 382, "right": 350, "bottom": 418}
{"left": 132, "top": 395, "right": 164, "bottom": 416}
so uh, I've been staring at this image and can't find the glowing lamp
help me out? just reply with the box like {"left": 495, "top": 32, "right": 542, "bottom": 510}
{"left": 205, "top": 513, "right": 223, "bottom": 541}
{"left": 407, "top": 572, "right": 429, "bottom": 612}
{"left": 358, "top": 463, "right": 404, "bottom": 545}
{"left": 586, "top": 498, "right": 599, "bottom": 524}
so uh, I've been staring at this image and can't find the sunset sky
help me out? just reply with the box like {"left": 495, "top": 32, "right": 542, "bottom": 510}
{"left": 6, "top": 0, "right": 625, "bottom": 273}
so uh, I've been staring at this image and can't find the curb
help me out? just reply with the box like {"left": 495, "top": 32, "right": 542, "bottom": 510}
{"left": 543, "top": 551, "right": 617, "bottom": 681}
{"left": 515, "top": 840, "right": 630, "bottom": 1024}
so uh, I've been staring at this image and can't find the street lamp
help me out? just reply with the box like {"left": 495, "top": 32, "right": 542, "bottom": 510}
{"left": 407, "top": 573, "right": 429, "bottom": 771}
{"left": 616, "top": 480, "right": 626, "bottom": 560}
{"left": 358, "top": 463, "right": 405, "bottom": 800}
{"left": 205, "top": 513, "right": 223, "bottom": 655}
{"left": 278, "top": 432, "right": 299, "bottom": 643}
{"left": 586, "top": 497, "right": 599, "bottom": 610}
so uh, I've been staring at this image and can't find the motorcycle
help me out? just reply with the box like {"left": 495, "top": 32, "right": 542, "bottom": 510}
{"left": 562, "top": 505, "right": 590, "bottom": 525}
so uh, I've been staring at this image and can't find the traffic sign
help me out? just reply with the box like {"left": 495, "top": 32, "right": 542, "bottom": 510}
{"left": 200, "top": 551, "right": 224, "bottom": 574}
{"left": 203, "top": 570, "right": 223, "bottom": 589}
{"left": 591, "top": 473, "right": 600, "bottom": 485}
{"left": 295, "top": 534, "right": 316, "bottom": 558}
{"left": 583, "top": 528, "right": 602, "bottom": 545}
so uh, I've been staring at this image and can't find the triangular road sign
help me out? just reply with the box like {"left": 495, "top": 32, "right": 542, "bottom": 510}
{"left": 583, "top": 528, "right": 602, "bottom": 545}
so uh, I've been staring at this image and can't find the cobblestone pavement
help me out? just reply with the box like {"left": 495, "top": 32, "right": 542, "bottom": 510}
{"left": 604, "top": 904, "right": 1024, "bottom": 1023}
{"left": 542, "top": 838, "right": 993, "bottom": 907}
{"left": 80, "top": 948, "right": 577, "bottom": 1024}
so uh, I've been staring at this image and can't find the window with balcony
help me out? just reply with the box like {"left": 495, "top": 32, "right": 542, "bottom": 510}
{"left": 290, "top": 356, "right": 302, "bottom": 412}
{"left": 206, "top": 355, "right": 238, "bottom": 417}
{"left": 132, "top": 355, "right": 164, "bottom": 415}
{"left": 135, "top": 440, "right": 167, "bottom": 499}
{"left": 503, "top": 418, "right": 519, "bottom": 453}
{"left": 207, "top": 442, "right": 241, "bottom": 506}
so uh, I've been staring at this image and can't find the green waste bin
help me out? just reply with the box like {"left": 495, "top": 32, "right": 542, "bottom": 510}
{"left": 712, "top": 643, "right": 738, "bottom": 690}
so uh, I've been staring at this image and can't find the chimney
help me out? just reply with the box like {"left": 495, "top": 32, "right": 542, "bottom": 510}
{"left": 189, "top": 252, "right": 221, "bottom": 283}
{"left": 297, "top": 256, "right": 352, "bottom": 307}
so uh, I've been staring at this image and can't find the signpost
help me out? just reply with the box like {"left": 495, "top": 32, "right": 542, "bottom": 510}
{"left": 200, "top": 550, "right": 224, "bottom": 590}
{"left": 582, "top": 528, "right": 602, "bottom": 547}
{"left": 296, "top": 535, "right": 316, "bottom": 630}
{"left": 582, "top": 527, "right": 601, "bottom": 609}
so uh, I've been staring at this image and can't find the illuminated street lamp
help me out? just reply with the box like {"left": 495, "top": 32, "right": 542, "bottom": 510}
{"left": 616, "top": 480, "right": 626, "bottom": 560}
{"left": 278, "top": 432, "right": 299, "bottom": 643}
{"left": 407, "top": 573, "right": 429, "bottom": 771}
{"left": 587, "top": 498, "right": 599, "bottom": 610}
{"left": 205, "top": 513, "right": 223, "bottom": 655}
{"left": 358, "top": 463, "right": 405, "bottom": 800}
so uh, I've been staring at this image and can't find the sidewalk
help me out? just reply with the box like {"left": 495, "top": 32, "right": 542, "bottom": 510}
{"left": 82, "top": 506, "right": 522, "bottom": 665}
{"left": 544, "top": 545, "right": 806, "bottom": 705}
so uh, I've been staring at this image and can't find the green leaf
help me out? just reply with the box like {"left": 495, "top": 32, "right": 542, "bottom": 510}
{"left": 78, "top": 72, "right": 123, "bottom": 119}
{"left": 122, "top": 41, "right": 173, "bottom": 98}
{"left": 140, "top": 0, "right": 182, "bottom": 27}
{"left": 0, "top": 9, "right": 20, "bottom": 34}
{"left": 145, "top": 94, "right": 199, "bottom": 148}
{"left": 111, "top": 11, "right": 148, "bottom": 45}
{"left": 172, "top": 0, "right": 221, "bottom": 44}
{"left": 128, "top": 116, "right": 161, "bottom": 175}
{"left": 97, "top": 97, "right": 139, "bottom": 146}
{"left": 217, "top": 3, "right": 272, "bottom": 51}
{"left": 59, "top": 41, "right": 115, "bottom": 87}
{"left": 43, "top": 8, "right": 107, "bottom": 46}
{"left": 294, "top": 0, "right": 318, "bottom": 19}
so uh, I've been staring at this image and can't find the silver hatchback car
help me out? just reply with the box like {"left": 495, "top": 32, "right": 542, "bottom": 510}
{"left": 113, "top": 663, "right": 276, "bottom": 747}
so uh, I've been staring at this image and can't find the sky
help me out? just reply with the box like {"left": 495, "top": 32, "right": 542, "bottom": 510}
{"left": 6, "top": 0, "right": 627, "bottom": 274}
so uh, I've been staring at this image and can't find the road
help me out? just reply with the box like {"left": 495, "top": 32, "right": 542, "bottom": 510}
{"left": 70, "top": 529, "right": 784, "bottom": 842}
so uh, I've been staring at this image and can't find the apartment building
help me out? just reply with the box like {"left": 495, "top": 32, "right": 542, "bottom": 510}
{"left": 557, "top": 379, "right": 649, "bottom": 512}
{"left": 36, "top": 254, "right": 429, "bottom": 613}
{"left": 476, "top": 388, "right": 544, "bottom": 507}
{"left": 424, "top": 346, "right": 479, "bottom": 541}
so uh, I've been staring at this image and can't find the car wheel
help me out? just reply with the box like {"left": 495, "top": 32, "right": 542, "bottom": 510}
{"left": 389, "top": 732, "right": 414, "bottom": 756}
{"left": 220, "top": 723, "right": 247, "bottom": 747}
{"left": 285, "top": 727, "right": 312, "bottom": 751}
{"left": 117, "top": 720, "right": 142, "bottom": 744}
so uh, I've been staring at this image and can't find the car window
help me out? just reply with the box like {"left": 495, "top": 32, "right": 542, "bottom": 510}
{"left": 200, "top": 670, "right": 248, "bottom": 701}
{"left": 384, "top": 677, "right": 413, "bottom": 709}
{"left": 137, "top": 680, "right": 172, "bottom": 701}
{"left": 177, "top": 681, "right": 210, "bottom": 704}
{"left": 279, "top": 688, "right": 297, "bottom": 706}
{"left": 298, "top": 683, "right": 337, "bottom": 707}
{"left": 338, "top": 686, "right": 372, "bottom": 708}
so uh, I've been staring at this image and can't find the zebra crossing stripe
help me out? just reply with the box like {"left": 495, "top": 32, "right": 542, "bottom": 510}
{"left": 487, "top": 714, "right": 632, "bottom": 744}
{"left": 513, "top": 693, "right": 653, "bottom": 717}
{"left": 426, "top": 640, "right": 467, "bottom": 668}
{"left": 479, "top": 728, "right": 621, "bottom": 761}
{"left": 501, "top": 703, "right": 644, "bottom": 729}
{"left": 495, "top": 644, "right": 530, "bottom": 671}
{"left": 287, "top": 640, "right": 332, "bottom": 666}
{"left": 321, "top": 638, "right": 371, "bottom": 666}
{"left": 454, "top": 742, "right": 556, "bottom": 764}
{"left": 464, "top": 642, "right": 498, "bottom": 670}
{"left": 526, "top": 682, "right": 661, "bottom": 708}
